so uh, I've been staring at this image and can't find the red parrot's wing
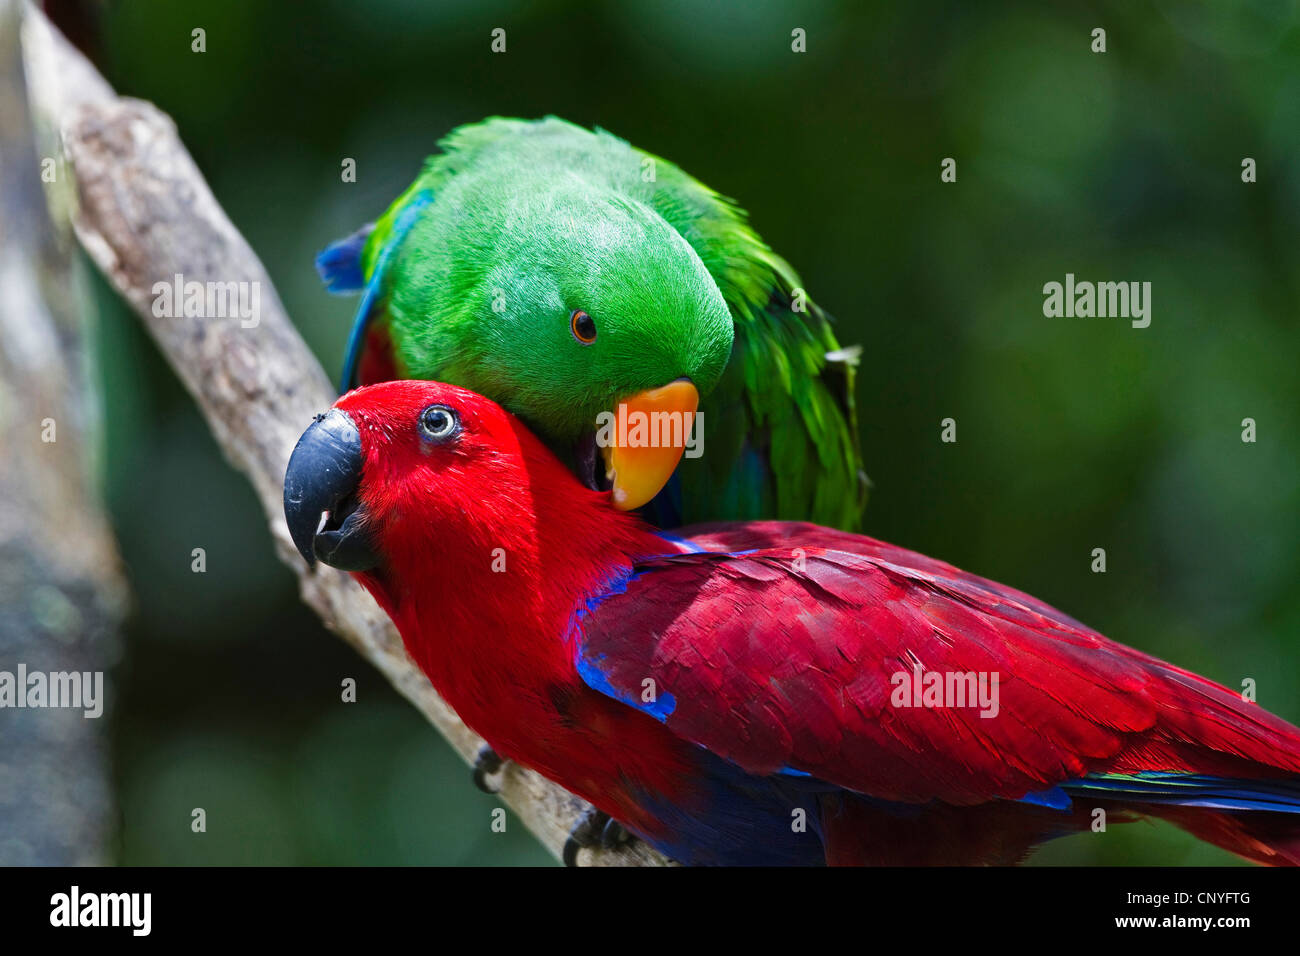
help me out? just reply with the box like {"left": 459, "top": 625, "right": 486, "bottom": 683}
{"left": 572, "top": 534, "right": 1300, "bottom": 805}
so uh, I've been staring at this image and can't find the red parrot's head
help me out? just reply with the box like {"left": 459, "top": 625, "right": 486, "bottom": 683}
{"left": 283, "top": 380, "right": 543, "bottom": 573}
{"left": 283, "top": 380, "right": 641, "bottom": 586}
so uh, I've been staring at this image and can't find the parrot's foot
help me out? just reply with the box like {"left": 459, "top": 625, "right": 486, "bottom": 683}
{"left": 562, "top": 806, "right": 632, "bottom": 867}
{"left": 472, "top": 745, "right": 506, "bottom": 794}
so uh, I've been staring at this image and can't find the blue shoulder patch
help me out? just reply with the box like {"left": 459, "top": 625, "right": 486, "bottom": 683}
{"left": 566, "top": 565, "right": 680, "bottom": 722}
{"left": 576, "top": 653, "right": 678, "bottom": 722}
{"left": 566, "top": 543, "right": 778, "bottom": 725}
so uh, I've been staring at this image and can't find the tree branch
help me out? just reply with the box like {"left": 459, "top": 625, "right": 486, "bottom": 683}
{"left": 20, "top": 3, "right": 668, "bottom": 866}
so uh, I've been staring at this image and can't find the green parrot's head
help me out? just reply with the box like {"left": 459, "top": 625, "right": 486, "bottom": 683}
{"left": 384, "top": 185, "right": 735, "bottom": 510}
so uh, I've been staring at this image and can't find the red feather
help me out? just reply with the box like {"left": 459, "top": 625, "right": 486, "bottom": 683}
{"left": 357, "top": 321, "right": 399, "bottom": 386}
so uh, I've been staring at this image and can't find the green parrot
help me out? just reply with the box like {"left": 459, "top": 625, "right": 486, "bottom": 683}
{"left": 318, "top": 116, "right": 866, "bottom": 529}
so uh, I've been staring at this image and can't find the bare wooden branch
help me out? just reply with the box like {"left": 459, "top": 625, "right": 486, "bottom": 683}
{"left": 20, "top": 4, "right": 669, "bottom": 866}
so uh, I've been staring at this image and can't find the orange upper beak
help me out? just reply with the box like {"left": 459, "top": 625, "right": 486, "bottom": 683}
{"left": 600, "top": 379, "right": 700, "bottom": 511}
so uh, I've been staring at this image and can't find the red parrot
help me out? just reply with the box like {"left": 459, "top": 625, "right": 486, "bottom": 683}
{"left": 283, "top": 380, "right": 1300, "bottom": 865}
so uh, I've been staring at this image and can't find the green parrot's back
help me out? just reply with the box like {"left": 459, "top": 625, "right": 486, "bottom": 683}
{"left": 323, "top": 116, "right": 867, "bottom": 530}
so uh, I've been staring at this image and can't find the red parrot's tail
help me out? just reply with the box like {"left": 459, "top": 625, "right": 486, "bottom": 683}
{"left": 1151, "top": 806, "right": 1300, "bottom": 866}
{"left": 820, "top": 786, "right": 1300, "bottom": 865}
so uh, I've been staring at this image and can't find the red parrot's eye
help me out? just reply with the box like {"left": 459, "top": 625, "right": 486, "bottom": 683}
{"left": 418, "top": 404, "right": 460, "bottom": 443}
{"left": 570, "top": 309, "right": 597, "bottom": 344}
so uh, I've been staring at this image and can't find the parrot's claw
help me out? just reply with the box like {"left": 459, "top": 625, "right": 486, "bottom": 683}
{"left": 562, "top": 806, "right": 632, "bottom": 866}
{"left": 601, "top": 816, "right": 631, "bottom": 848}
{"left": 472, "top": 745, "right": 505, "bottom": 794}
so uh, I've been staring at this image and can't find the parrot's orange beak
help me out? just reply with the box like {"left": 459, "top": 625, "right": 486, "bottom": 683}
{"left": 599, "top": 379, "right": 700, "bottom": 511}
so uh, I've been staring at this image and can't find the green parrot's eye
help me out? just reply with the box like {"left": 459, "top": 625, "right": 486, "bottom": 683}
{"left": 418, "top": 404, "right": 460, "bottom": 443}
{"left": 570, "top": 309, "right": 597, "bottom": 345}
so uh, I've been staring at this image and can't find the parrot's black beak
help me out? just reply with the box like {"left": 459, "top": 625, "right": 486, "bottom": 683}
{"left": 283, "top": 408, "right": 379, "bottom": 572}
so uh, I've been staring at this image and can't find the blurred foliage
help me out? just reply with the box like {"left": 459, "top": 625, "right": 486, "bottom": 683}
{"left": 82, "top": 0, "right": 1300, "bottom": 865}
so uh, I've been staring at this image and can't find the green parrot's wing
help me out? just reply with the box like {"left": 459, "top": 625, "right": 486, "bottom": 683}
{"left": 669, "top": 268, "right": 869, "bottom": 531}
{"left": 617, "top": 138, "right": 868, "bottom": 530}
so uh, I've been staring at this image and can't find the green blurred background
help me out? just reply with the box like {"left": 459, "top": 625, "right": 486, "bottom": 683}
{"left": 70, "top": 0, "right": 1300, "bottom": 864}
